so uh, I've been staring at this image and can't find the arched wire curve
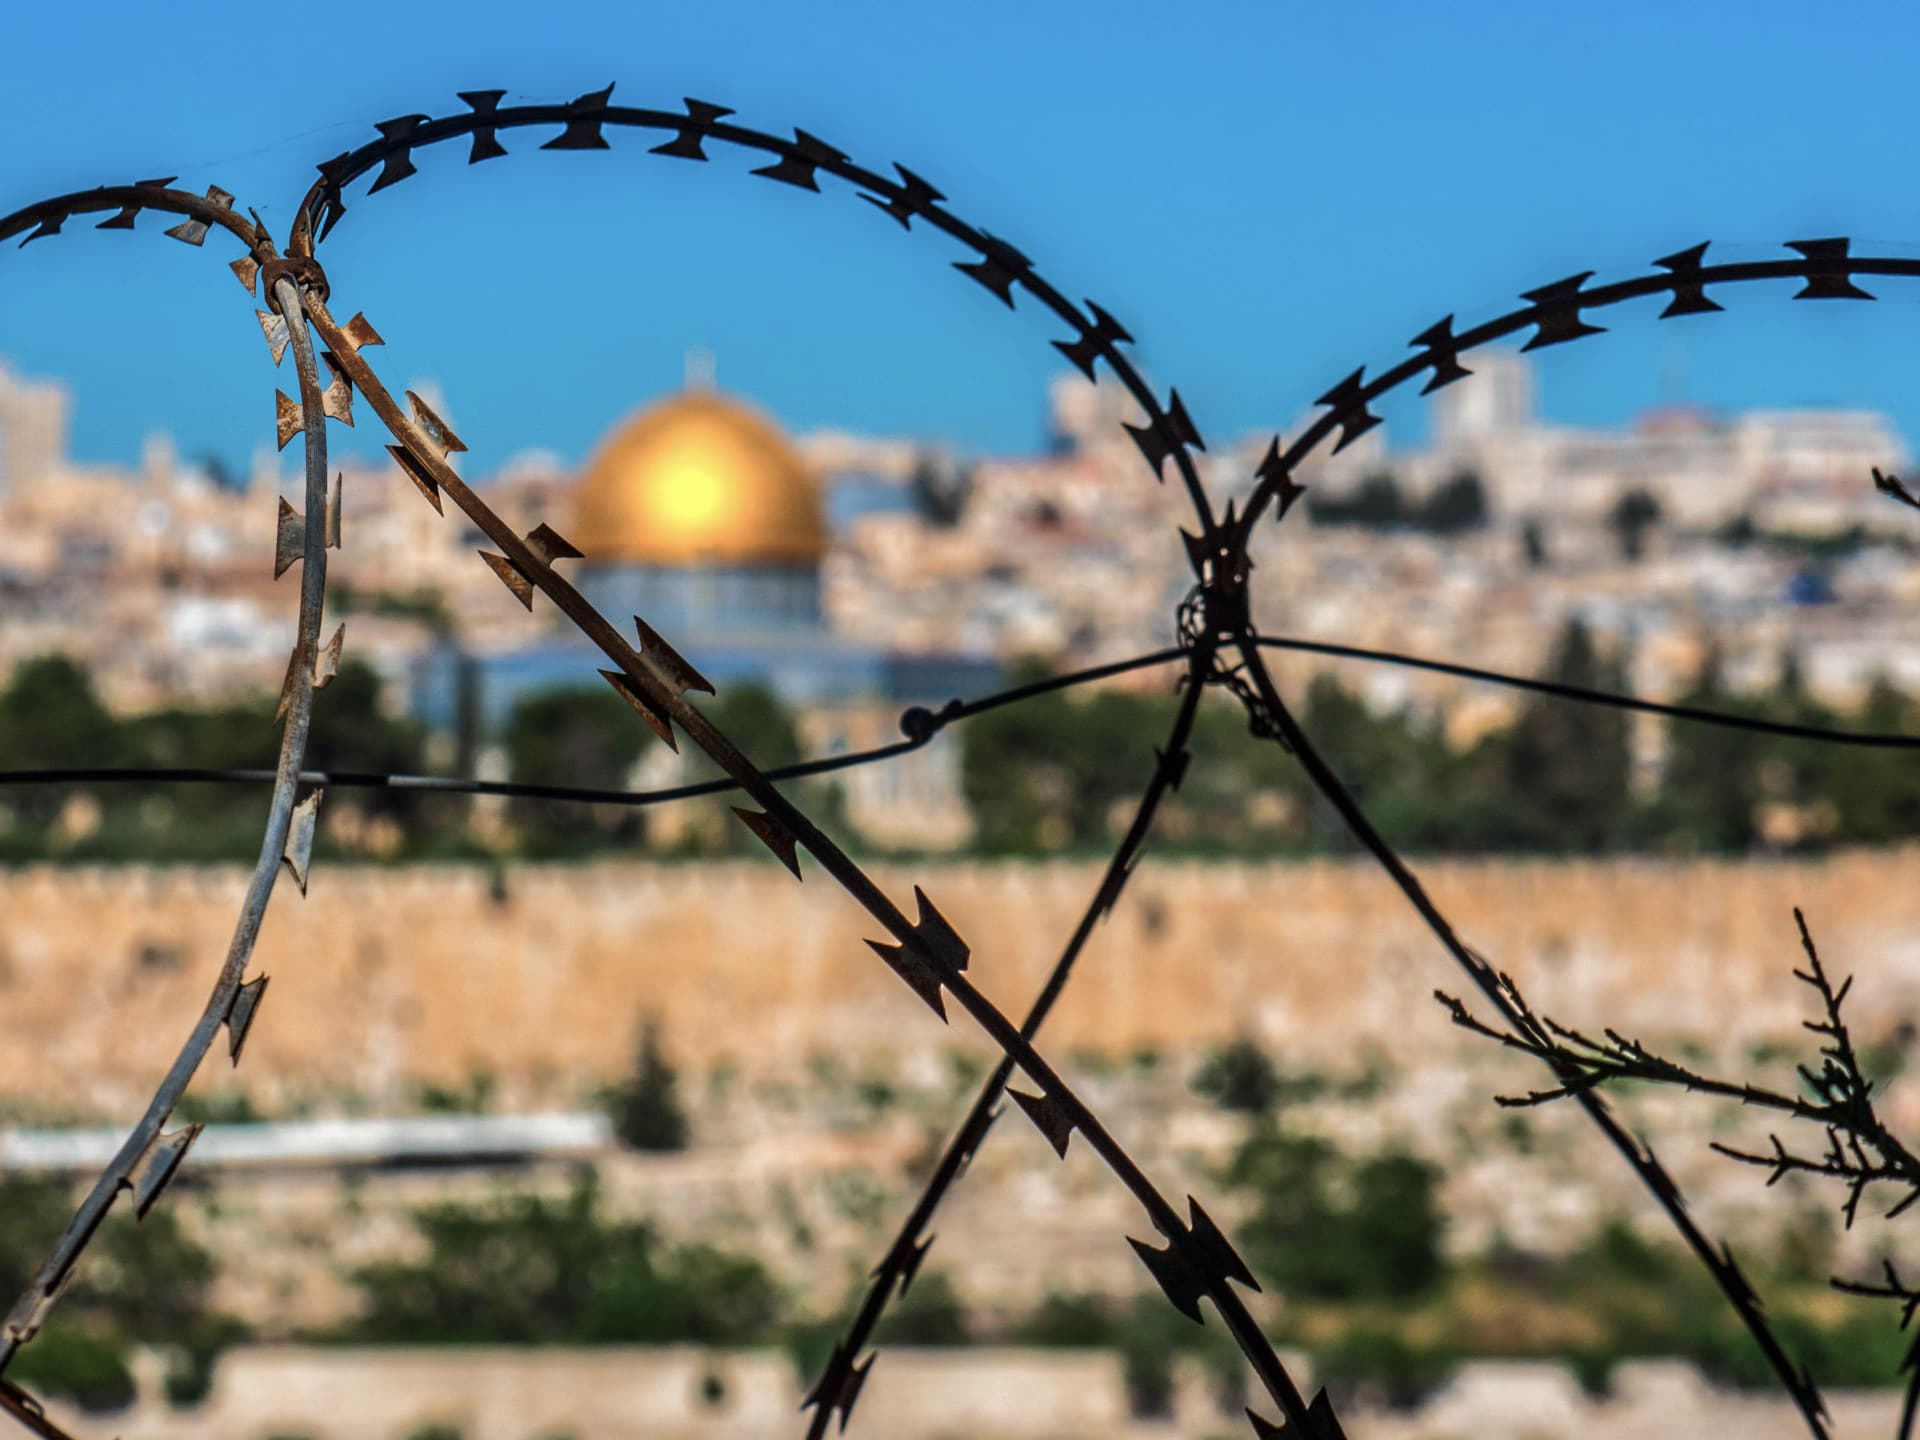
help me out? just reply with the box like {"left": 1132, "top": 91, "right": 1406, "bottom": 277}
{"left": 1209, "top": 241, "right": 1920, "bottom": 1440}
{"left": 280, "top": 84, "right": 1221, "bottom": 537}
{"left": 1239, "top": 239, "right": 1919, "bottom": 531}
{"left": 0, "top": 182, "right": 339, "bottom": 1440}
{"left": 266, "top": 85, "right": 1339, "bottom": 1433}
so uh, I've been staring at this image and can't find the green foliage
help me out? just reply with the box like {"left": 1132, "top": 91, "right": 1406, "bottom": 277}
{"left": 416, "top": 1070, "right": 498, "bottom": 1117}
{"left": 1314, "top": 1325, "right": 1458, "bottom": 1410}
{"left": 351, "top": 1179, "right": 782, "bottom": 1345}
{"left": 672, "top": 683, "right": 816, "bottom": 855}
{"left": 0, "top": 1174, "right": 245, "bottom": 1413}
{"left": 1821, "top": 676, "right": 1920, "bottom": 843}
{"left": 1306, "top": 472, "right": 1406, "bottom": 529}
{"left": 502, "top": 684, "right": 649, "bottom": 853}
{"left": 8, "top": 1327, "right": 135, "bottom": 1413}
{"left": 0, "top": 655, "right": 129, "bottom": 843}
{"left": 1009, "top": 1292, "right": 1116, "bottom": 1347}
{"left": 1192, "top": 1037, "right": 1282, "bottom": 1114}
{"left": 1306, "top": 470, "right": 1487, "bottom": 533}
{"left": 1419, "top": 470, "right": 1489, "bottom": 534}
{"left": 873, "top": 1270, "right": 970, "bottom": 1346}
{"left": 607, "top": 1019, "right": 690, "bottom": 1152}
{"left": 1480, "top": 618, "right": 1634, "bottom": 852}
{"left": 0, "top": 654, "right": 455, "bottom": 862}
{"left": 1609, "top": 487, "right": 1663, "bottom": 560}
{"left": 8, "top": 584, "right": 1920, "bottom": 864}
{"left": 401, "top": 1426, "right": 466, "bottom": 1440}
{"left": 959, "top": 666, "right": 1185, "bottom": 853}
{"left": 1223, "top": 1128, "right": 1445, "bottom": 1300}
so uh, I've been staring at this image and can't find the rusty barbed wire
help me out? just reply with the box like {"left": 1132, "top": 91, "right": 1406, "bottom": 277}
{"left": 3, "top": 79, "right": 1920, "bottom": 1440}
{"left": 0, "top": 184, "right": 338, "bottom": 1439}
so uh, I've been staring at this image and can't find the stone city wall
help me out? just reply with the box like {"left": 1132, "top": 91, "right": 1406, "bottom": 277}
{"left": 3, "top": 851, "right": 1919, "bottom": 1111}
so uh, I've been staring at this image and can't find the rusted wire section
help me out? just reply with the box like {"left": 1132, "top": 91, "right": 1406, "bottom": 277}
{"left": 305, "top": 289, "right": 1325, "bottom": 1433}
{"left": 0, "top": 181, "right": 260, "bottom": 252}
{"left": 280, "top": 84, "right": 1219, "bottom": 534}
{"left": 0, "top": 192, "right": 340, "bottom": 1429}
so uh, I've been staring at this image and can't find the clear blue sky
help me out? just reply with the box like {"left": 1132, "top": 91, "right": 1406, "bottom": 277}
{"left": 5, "top": 1, "right": 1920, "bottom": 477}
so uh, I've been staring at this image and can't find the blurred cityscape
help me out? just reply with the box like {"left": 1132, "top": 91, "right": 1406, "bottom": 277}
{"left": 3, "top": 346, "right": 1918, "bottom": 858}
{"left": 3, "top": 349, "right": 1920, "bottom": 1437}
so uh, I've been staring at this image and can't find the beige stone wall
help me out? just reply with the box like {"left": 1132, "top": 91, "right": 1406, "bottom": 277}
{"left": 34, "top": 1347, "right": 1914, "bottom": 1440}
{"left": 4, "top": 852, "right": 1920, "bottom": 1112}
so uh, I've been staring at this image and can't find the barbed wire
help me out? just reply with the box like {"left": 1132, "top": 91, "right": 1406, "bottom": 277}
{"left": 2, "top": 78, "right": 1918, "bottom": 1440}
{"left": 0, "top": 184, "right": 335, "bottom": 1439}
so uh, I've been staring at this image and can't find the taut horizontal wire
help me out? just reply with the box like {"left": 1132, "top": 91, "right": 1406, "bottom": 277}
{"left": 0, "top": 635, "right": 1911, "bottom": 810}
{"left": 1255, "top": 635, "right": 1920, "bottom": 748}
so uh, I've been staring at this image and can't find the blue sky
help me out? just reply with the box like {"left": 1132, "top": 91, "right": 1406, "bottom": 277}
{"left": 5, "top": 1, "right": 1920, "bottom": 477}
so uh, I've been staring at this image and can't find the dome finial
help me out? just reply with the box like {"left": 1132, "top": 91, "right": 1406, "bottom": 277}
{"left": 684, "top": 346, "right": 716, "bottom": 392}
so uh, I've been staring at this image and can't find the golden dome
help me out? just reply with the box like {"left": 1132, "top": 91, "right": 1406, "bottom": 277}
{"left": 573, "top": 390, "right": 826, "bottom": 566}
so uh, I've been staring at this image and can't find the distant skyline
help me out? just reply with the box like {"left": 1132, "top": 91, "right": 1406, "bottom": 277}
{"left": 5, "top": 2, "right": 1920, "bottom": 479}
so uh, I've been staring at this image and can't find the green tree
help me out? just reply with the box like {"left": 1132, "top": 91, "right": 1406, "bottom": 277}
{"left": 1224, "top": 1128, "right": 1444, "bottom": 1301}
{"left": 502, "top": 685, "right": 650, "bottom": 851}
{"left": 1521, "top": 517, "right": 1550, "bottom": 569}
{"left": 1828, "top": 676, "right": 1920, "bottom": 843}
{"left": 1417, "top": 470, "right": 1488, "bottom": 533}
{"left": 683, "top": 683, "right": 809, "bottom": 855}
{"left": 1655, "top": 646, "right": 1765, "bottom": 851}
{"left": 873, "top": 1270, "right": 970, "bottom": 1345}
{"left": 959, "top": 665, "right": 1180, "bottom": 853}
{"left": 304, "top": 660, "right": 430, "bottom": 828}
{"left": 1192, "top": 1036, "right": 1282, "bottom": 1115}
{"left": 1307, "top": 472, "right": 1405, "bottom": 529}
{"left": 1486, "top": 619, "right": 1633, "bottom": 851}
{"left": 607, "top": 1019, "right": 691, "bottom": 1152}
{"left": 1609, "top": 488, "right": 1663, "bottom": 561}
{"left": 0, "top": 656, "right": 124, "bottom": 835}
{"left": 353, "top": 1179, "right": 782, "bottom": 1345}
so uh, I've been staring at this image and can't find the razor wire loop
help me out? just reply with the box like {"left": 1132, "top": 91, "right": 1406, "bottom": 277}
{"left": 1205, "top": 242, "right": 1919, "bottom": 1440}
{"left": 280, "top": 83, "right": 1219, "bottom": 536}
{"left": 1240, "top": 238, "right": 1909, "bottom": 530}
{"left": 0, "top": 176, "right": 341, "bottom": 1440}
{"left": 271, "top": 90, "right": 1344, "bottom": 1431}
{"left": 0, "top": 85, "right": 1913, "bottom": 1440}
